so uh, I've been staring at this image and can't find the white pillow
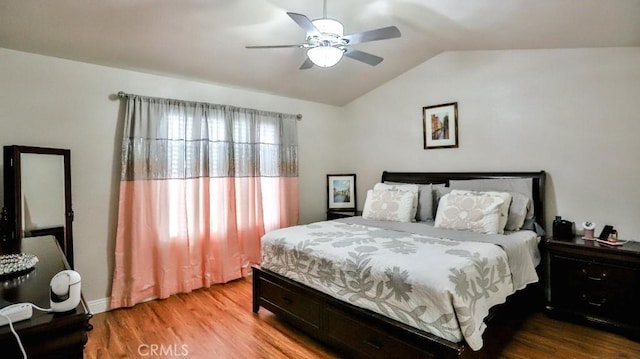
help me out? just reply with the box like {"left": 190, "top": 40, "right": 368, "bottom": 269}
{"left": 362, "top": 189, "right": 416, "bottom": 222}
{"left": 448, "top": 178, "right": 534, "bottom": 219}
{"left": 450, "top": 190, "right": 512, "bottom": 234}
{"left": 373, "top": 183, "right": 419, "bottom": 221}
{"left": 450, "top": 190, "right": 530, "bottom": 231}
{"left": 434, "top": 192, "right": 506, "bottom": 234}
{"left": 384, "top": 182, "right": 434, "bottom": 221}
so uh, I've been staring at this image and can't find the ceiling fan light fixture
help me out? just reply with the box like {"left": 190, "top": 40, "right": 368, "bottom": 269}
{"left": 307, "top": 46, "right": 343, "bottom": 68}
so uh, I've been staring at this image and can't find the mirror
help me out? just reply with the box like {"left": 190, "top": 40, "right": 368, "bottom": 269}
{"left": 3, "top": 145, "right": 74, "bottom": 268}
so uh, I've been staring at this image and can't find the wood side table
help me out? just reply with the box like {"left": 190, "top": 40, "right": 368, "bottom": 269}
{"left": 326, "top": 210, "right": 362, "bottom": 220}
{"left": 545, "top": 236, "right": 640, "bottom": 339}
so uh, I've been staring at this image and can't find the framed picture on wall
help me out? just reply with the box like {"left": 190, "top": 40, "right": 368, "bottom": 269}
{"left": 423, "top": 102, "right": 459, "bottom": 149}
{"left": 327, "top": 174, "right": 357, "bottom": 211}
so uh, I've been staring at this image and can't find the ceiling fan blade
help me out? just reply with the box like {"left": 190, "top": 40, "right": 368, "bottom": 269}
{"left": 287, "top": 12, "right": 321, "bottom": 36}
{"left": 246, "top": 45, "right": 304, "bottom": 49}
{"left": 343, "top": 26, "right": 401, "bottom": 45}
{"left": 299, "top": 58, "right": 314, "bottom": 70}
{"left": 344, "top": 49, "right": 384, "bottom": 66}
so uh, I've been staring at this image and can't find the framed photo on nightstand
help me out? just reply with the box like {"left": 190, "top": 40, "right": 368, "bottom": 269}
{"left": 327, "top": 174, "right": 356, "bottom": 211}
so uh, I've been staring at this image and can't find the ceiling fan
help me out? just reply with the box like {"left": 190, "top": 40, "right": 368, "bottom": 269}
{"left": 246, "top": 1, "right": 401, "bottom": 69}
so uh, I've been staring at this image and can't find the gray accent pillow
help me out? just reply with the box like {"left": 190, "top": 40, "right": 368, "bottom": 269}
{"left": 505, "top": 192, "right": 531, "bottom": 231}
{"left": 433, "top": 184, "right": 451, "bottom": 216}
{"left": 415, "top": 184, "right": 434, "bottom": 221}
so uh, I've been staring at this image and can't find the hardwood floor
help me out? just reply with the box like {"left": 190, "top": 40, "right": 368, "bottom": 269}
{"left": 85, "top": 277, "right": 640, "bottom": 358}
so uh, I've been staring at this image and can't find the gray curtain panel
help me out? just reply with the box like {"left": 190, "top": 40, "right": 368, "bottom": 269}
{"left": 120, "top": 94, "right": 299, "bottom": 180}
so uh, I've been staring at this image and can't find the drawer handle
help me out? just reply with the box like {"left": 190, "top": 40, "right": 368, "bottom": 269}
{"left": 581, "top": 293, "right": 607, "bottom": 307}
{"left": 581, "top": 269, "right": 606, "bottom": 281}
{"left": 587, "top": 299, "right": 607, "bottom": 307}
{"left": 362, "top": 339, "right": 382, "bottom": 350}
{"left": 281, "top": 296, "right": 293, "bottom": 304}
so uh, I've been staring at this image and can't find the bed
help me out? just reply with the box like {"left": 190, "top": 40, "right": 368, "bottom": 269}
{"left": 253, "top": 171, "right": 546, "bottom": 358}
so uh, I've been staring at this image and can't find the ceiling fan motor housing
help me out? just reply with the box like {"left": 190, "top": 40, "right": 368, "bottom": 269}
{"left": 312, "top": 18, "right": 343, "bottom": 37}
{"left": 308, "top": 18, "right": 347, "bottom": 49}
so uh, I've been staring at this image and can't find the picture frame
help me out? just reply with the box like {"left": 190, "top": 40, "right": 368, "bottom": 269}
{"left": 423, "top": 102, "right": 459, "bottom": 149}
{"left": 327, "top": 174, "right": 357, "bottom": 211}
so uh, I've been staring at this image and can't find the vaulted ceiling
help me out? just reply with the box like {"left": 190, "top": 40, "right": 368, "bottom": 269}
{"left": 1, "top": 0, "right": 639, "bottom": 106}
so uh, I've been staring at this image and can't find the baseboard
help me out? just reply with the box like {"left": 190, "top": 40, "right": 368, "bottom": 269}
{"left": 84, "top": 277, "right": 253, "bottom": 314}
{"left": 87, "top": 297, "right": 110, "bottom": 314}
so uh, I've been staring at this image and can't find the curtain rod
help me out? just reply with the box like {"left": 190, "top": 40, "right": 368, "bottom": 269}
{"left": 117, "top": 91, "right": 303, "bottom": 120}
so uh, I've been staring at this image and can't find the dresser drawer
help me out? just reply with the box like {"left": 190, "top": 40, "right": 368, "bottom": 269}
{"left": 326, "top": 306, "right": 435, "bottom": 359}
{"left": 258, "top": 277, "right": 322, "bottom": 330}
{"left": 550, "top": 255, "right": 640, "bottom": 323}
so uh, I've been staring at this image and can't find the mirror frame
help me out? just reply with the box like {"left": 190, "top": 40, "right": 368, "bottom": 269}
{"left": 3, "top": 145, "right": 74, "bottom": 267}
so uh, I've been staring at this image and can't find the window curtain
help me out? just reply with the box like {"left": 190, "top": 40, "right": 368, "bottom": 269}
{"left": 110, "top": 94, "right": 299, "bottom": 309}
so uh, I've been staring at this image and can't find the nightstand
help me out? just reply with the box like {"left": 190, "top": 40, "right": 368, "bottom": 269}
{"left": 545, "top": 236, "right": 640, "bottom": 338}
{"left": 326, "top": 210, "right": 362, "bottom": 220}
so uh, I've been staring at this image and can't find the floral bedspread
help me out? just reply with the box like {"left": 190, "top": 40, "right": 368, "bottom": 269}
{"left": 261, "top": 220, "right": 520, "bottom": 350}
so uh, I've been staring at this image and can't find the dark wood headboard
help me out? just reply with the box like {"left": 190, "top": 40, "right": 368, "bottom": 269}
{"left": 381, "top": 171, "right": 546, "bottom": 231}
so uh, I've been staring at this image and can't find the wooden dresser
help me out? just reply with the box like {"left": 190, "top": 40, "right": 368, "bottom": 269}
{"left": 0, "top": 236, "right": 92, "bottom": 358}
{"left": 545, "top": 236, "right": 640, "bottom": 338}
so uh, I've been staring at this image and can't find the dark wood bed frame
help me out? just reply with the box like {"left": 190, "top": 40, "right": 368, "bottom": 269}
{"left": 253, "top": 171, "right": 546, "bottom": 359}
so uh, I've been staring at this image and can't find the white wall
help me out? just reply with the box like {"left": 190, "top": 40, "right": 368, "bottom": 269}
{"left": 343, "top": 47, "right": 640, "bottom": 238}
{"left": 2, "top": 46, "right": 638, "bottom": 311}
{"left": 0, "top": 48, "right": 343, "bottom": 308}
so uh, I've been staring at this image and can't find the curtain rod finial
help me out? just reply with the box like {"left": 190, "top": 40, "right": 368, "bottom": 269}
{"left": 117, "top": 91, "right": 126, "bottom": 98}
